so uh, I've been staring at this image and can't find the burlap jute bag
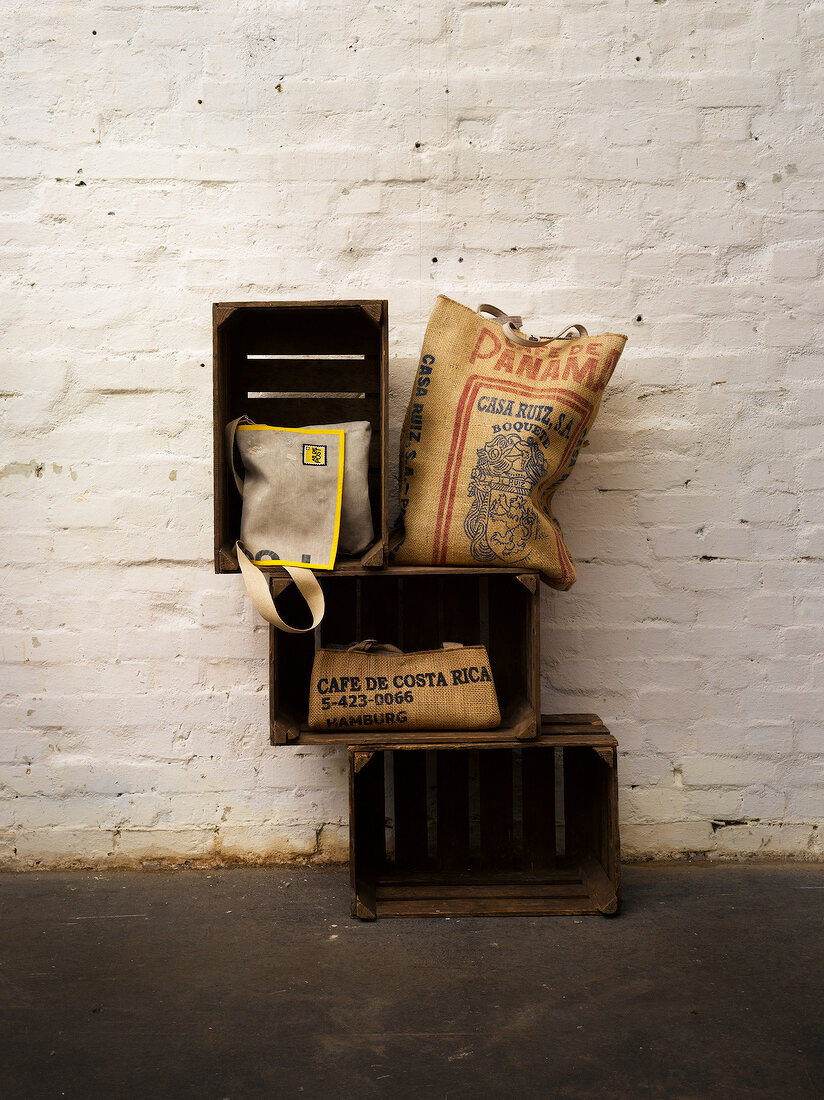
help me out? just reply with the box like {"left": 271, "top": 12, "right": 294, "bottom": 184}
{"left": 307, "top": 640, "right": 500, "bottom": 731}
{"left": 394, "top": 296, "right": 628, "bottom": 589}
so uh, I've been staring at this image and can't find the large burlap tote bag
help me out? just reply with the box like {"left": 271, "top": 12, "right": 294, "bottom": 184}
{"left": 307, "top": 639, "right": 500, "bottom": 732}
{"left": 227, "top": 419, "right": 348, "bottom": 633}
{"left": 394, "top": 296, "right": 627, "bottom": 589}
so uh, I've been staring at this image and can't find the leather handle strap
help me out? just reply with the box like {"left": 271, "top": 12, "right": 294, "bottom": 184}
{"left": 225, "top": 416, "right": 251, "bottom": 495}
{"left": 236, "top": 542, "right": 325, "bottom": 634}
{"left": 479, "top": 302, "right": 525, "bottom": 329}
{"left": 478, "top": 303, "right": 587, "bottom": 347}
{"left": 347, "top": 639, "right": 403, "bottom": 653}
{"left": 347, "top": 640, "right": 465, "bottom": 653}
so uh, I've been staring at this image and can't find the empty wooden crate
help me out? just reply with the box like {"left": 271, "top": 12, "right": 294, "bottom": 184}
{"left": 269, "top": 568, "right": 540, "bottom": 744}
{"left": 349, "top": 716, "right": 620, "bottom": 919}
{"left": 213, "top": 300, "right": 388, "bottom": 575}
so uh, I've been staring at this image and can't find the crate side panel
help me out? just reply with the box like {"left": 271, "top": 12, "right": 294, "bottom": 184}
{"left": 243, "top": 358, "right": 381, "bottom": 393}
{"left": 478, "top": 748, "right": 515, "bottom": 870}
{"left": 562, "top": 746, "right": 618, "bottom": 878}
{"left": 356, "top": 575, "right": 402, "bottom": 647}
{"left": 238, "top": 395, "right": 381, "bottom": 429}
{"left": 521, "top": 745, "right": 557, "bottom": 872}
{"left": 351, "top": 750, "right": 386, "bottom": 919}
{"left": 440, "top": 574, "right": 483, "bottom": 645}
{"left": 378, "top": 304, "right": 389, "bottom": 561}
{"left": 214, "top": 312, "right": 241, "bottom": 570}
{"left": 318, "top": 577, "right": 360, "bottom": 648}
{"left": 435, "top": 750, "right": 471, "bottom": 873}
{"left": 392, "top": 750, "right": 429, "bottom": 872}
{"left": 486, "top": 577, "right": 533, "bottom": 719}
{"left": 226, "top": 304, "right": 384, "bottom": 357}
{"left": 396, "top": 576, "right": 446, "bottom": 653}
{"left": 270, "top": 585, "right": 317, "bottom": 741}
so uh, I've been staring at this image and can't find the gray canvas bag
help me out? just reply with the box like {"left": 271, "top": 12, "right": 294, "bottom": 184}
{"left": 227, "top": 417, "right": 373, "bottom": 633}
{"left": 300, "top": 420, "right": 374, "bottom": 556}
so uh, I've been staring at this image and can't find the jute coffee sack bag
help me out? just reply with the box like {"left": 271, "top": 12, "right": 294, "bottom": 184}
{"left": 394, "top": 296, "right": 627, "bottom": 589}
{"left": 307, "top": 640, "right": 500, "bottom": 732}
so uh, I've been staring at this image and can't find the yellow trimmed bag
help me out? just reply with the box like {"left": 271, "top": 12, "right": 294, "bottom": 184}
{"left": 226, "top": 418, "right": 347, "bottom": 633}
{"left": 394, "top": 296, "right": 627, "bottom": 589}
{"left": 307, "top": 640, "right": 500, "bottom": 732}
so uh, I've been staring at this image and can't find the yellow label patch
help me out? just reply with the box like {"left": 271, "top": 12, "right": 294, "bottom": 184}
{"left": 302, "top": 443, "right": 327, "bottom": 466}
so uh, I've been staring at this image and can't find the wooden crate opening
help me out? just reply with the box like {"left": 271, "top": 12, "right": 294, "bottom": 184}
{"left": 270, "top": 569, "right": 540, "bottom": 744}
{"left": 350, "top": 724, "right": 620, "bottom": 919}
{"left": 213, "top": 301, "right": 388, "bottom": 575}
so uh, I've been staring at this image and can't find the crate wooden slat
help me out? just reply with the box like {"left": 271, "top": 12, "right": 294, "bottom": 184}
{"left": 269, "top": 570, "right": 540, "bottom": 745}
{"left": 213, "top": 300, "right": 388, "bottom": 575}
{"left": 349, "top": 721, "right": 620, "bottom": 919}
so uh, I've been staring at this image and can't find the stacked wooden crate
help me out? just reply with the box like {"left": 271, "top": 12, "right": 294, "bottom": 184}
{"left": 213, "top": 300, "right": 388, "bottom": 575}
{"left": 213, "top": 301, "right": 620, "bottom": 919}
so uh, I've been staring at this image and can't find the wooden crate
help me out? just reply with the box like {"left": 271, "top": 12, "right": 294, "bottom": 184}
{"left": 349, "top": 716, "right": 620, "bottom": 919}
{"left": 269, "top": 568, "right": 540, "bottom": 744}
{"left": 213, "top": 300, "right": 388, "bottom": 575}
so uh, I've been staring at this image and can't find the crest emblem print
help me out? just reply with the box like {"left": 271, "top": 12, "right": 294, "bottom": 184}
{"left": 464, "top": 432, "right": 547, "bottom": 563}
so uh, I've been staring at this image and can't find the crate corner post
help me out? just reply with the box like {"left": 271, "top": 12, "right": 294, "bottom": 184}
{"left": 349, "top": 747, "right": 383, "bottom": 921}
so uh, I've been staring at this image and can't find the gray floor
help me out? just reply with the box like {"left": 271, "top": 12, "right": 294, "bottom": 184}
{"left": 0, "top": 864, "right": 822, "bottom": 1099}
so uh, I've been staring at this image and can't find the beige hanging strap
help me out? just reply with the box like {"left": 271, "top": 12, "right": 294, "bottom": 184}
{"left": 478, "top": 303, "right": 587, "bottom": 348}
{"left": 236, "top": 542, "right": 325, "bottom": 634}
{"left": 225, "top": 416, "right": 252, "bottom": 495}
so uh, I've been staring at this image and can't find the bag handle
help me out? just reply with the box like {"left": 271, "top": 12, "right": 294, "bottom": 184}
{"left": 236, "top": 542, "right": 325, "bottom": 634}
{"left": 346, "top": 640, "right": 464, "bottom": 653}
{"left": 225, "top": 416, "right": 252, "bottom": 495}
{"left": 478, "top": 303, "right": 587, "bottom": 347}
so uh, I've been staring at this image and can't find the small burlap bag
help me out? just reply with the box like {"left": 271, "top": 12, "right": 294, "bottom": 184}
{"left": 307, "top": 640, "right": 500, "bottom": 732}
{"left": 394, "top": 296, "right": 628, "bottom": 589}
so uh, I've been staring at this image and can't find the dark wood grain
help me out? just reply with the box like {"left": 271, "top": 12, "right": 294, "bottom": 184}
{"left": 392, "top": 750, "right": 429, "bottom": 872}
{"left": 522, "top": 744, "right": 557, "bottom": 873}
{"left": 242, "top": 394, "right": 380, "bottom": 429}
{"left": 270, "top": 572, "right": 540, "bottom": 745}
{"left": 479, "top": 749, "right": 514, "bottom": 870}
{"left": 269, "top": 583, "right": 319, "bottom": 744}
{"left": 371, "top": 896, "right": 599, "bottom": 917}
{"left": 436, "top": 750, "right": 471, "bottom": 873}
{"left": 349, "top": 748, "right": 384, "bottom": 920}
{"left": 243, "top": 358, "right": 380, "bottom": 392}
{"left": 348, "top": 724, "right": 621, "bottom": 919}
{"left": 349, "top": 726, "right": 620, "bottom": 924}
{"left": 213, "top": 300, "right": 388, "bottom": 575}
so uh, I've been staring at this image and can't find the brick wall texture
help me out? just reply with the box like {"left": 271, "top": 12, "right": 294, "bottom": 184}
{"left": 2, "top": 0, "right": 822, "bottom": 867}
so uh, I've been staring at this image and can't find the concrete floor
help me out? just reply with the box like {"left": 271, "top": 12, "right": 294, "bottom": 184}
{"left": 0, "top": 864, "right": 822, "bottom": 1099}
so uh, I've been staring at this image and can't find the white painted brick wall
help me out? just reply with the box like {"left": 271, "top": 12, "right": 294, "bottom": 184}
{"left": 2, "top": 0, "right": 822, "bottom": 867}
